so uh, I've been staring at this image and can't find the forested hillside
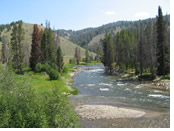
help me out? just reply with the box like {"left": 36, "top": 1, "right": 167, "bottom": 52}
{"left": 57, "top": 15, "right": 169, "bottom": 53}
{"left": 102, "top": 7, "right": 170, "bottom": 79}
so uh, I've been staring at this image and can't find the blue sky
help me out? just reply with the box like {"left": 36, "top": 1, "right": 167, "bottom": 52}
{"left": 0, "top": 0, "right": 170, "bottom": 30}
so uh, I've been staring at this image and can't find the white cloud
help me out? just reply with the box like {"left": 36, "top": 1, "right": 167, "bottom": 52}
{"left": 105, "top": 11, "right": 115, "bottom": 16}
{"left": 135, "top": 12, "right": 150, "bottom": 18}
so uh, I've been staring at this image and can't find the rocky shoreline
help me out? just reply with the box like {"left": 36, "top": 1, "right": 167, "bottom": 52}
{"left": 75, "top": 105, "right": 146, "bottom": 120}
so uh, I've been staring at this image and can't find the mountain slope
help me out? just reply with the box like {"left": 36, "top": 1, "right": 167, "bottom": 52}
{"left": 57, "top": 15, "right": 170, "bottom": 52}
{"left": 0, "top": 22, "right": 96, "bottom": 64}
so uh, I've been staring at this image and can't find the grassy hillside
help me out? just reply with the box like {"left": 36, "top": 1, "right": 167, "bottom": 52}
{"left": 88, "top": 27, "right": 121, "bottom": 52}
{"left": 59, "top": 36, "right": 95, "bottom": 63}
{"left": 0, "top": 23, "right": 96, "bottom": 64}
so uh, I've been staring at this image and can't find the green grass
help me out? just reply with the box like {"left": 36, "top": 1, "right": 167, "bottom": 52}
{"left": 15, "top": 65, "right": 78, "bottom": 97}
{"left": 85, "top": 61, "right": 102, "bottom": 65}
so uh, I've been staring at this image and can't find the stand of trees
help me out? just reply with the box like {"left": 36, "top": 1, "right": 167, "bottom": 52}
{"left": 102, "top": 6, "right": 170, "bottom": 78}
{"left": 0, "top": 21, "right": 64, "bottom": 79}
{"left": 31, "top": 21, "right": 64, "bottom": 80}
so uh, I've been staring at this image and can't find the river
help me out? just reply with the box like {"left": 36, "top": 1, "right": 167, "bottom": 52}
{"left": 69, "top": 64, "right": 170, "bottom": 128}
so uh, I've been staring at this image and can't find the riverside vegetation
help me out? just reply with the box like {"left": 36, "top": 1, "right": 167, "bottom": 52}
{"left": 0, "top": 17, "right": 100, "bottom": 127}
{"left": 0, "top": 6, "right": 170, "bottom": 128}
{"left": 0, "top": 20, "right": 82, "bottom": 127}
{"left": 0, "top": 65, "right": 80, "bottom": 128}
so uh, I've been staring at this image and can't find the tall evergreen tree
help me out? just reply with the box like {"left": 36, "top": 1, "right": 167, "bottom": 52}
{"left": 47, "top": 28, "right": 56, "bottom": 63}
{"left": 102, "top": 33, "right": 114, "bottom": 73}
{"left": 1, "top": 36, "right": 8, "bottom": 64}
{"left": 40, "top": 30, "right": 48, "bottom": 64}
{"left": 10, "top": 24, "right": 18, "bottom": 67}
{"left": 138, "top": 25, "right": 144, "bottom": 77}
{"left": 156, "top": 6, "right": 168, "bottom": 76}
{"left": 40, "top": 22, "right": 56, "bottom": 64}
{"left": 10, "top": 22, "right": 25, "bottom": 74}
{"left": 30, "top": 24, "right": 41, "bottom": 71}
{"left": 56, "top": 46, "right": 64, "bottom": 73}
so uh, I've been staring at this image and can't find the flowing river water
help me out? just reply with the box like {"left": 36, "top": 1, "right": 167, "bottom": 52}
{"left": 69, "top": 64, "right": 170, "bottom": 128}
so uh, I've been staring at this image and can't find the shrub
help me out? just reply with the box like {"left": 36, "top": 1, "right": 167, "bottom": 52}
{"left": 47, "top": 68, "right": 59, "bottom": 80}
{"left": 42, "top": 64, "right": 51, "bottom": 72}
{"left": 71, "top": 87, "right": 79, "bottom": 95}
{"left": 44, "top": 90, "right": 80, "bottom": 127}
{"left": 0, "top": 67, "right": 48, "bottom": 128}
{"left": 0, "top": 67, "right": 80, "bottom": 128}
{"left": 49, "top": 63, "right": 58, "bottom": 71}
{"left": 35, "top": 63, "right": 42, "bottom": 73}
{"left": 41, "top": 64, "right": 59, "bottom": 80}
{"left": 62, "top": 66, "right": 68, "bottom": 73}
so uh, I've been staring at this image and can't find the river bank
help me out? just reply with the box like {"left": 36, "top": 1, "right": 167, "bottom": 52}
{"left": 69, "top": 64, "right": 170, "bottom": 128}
{"left": 70, "top": 65, "right": 170, "bottom": 91}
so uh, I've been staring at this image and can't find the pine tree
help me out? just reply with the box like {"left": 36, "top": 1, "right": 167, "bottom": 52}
{"left": 30, "top": 24, "right": 41, "bottom": 71}
{"left": 47, "top": 28, "right": 56, "bottom": 63}
{"left": 138, "top": 25, "right": 144, "bottom": 77}
{"left": 102, "top": 33, "right": 114, "bottom": 73}
{"left": 10, "top": 22, "right": 25, "bottom": 74}
{"left": 1, "top": 36, "right": 8, "bottom": 64}
{"left": 41, "top": 30, "right": 48, "bottom": 64}
{"left": 40, "top": 27, "right": 56, "bottom": 64}
{"left": 156, "top": 6, "right": 168, "bottom": 76}
{"left": 17, "top": 21, "right": 25, "bottom": 74}
{"left": 56, "top": 47, "right": 64, "bottom": 72}
{"left": 10, "top": 24, "right": 18, "bottom": 67}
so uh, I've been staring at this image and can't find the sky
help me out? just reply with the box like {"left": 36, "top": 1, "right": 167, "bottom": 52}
{"left": 0, "top": 0, "right": 170, "bottom": 30}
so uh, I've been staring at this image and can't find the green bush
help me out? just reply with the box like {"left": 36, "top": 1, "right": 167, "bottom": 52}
{"left": 63, "top": 66, "right": 68, "bottom": 73}
{"left": 0, "top": 67, "right": 48, "bottom": 128}
{"left": 42, "top": 64, "right": 51, "bottom": 72}
{"left": 44, "top": 90, "right": 80, "bottom": 127}
{"left": 71, "top": 87, "right": 79, "bottom": 95}
{"left": 35, "top": 63, "right": 42, "bottom": 73}
{"left": 0, "top": 67, "right": 80, "bottom": 128}
{"left": 49, "top": 63, "right": 58, "bottom": 71}
{"left": 40, "top": 64, "right": 59, "bottom": 80}
{"left": 47, "top": 68, "right": 59, "bottom": 80}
